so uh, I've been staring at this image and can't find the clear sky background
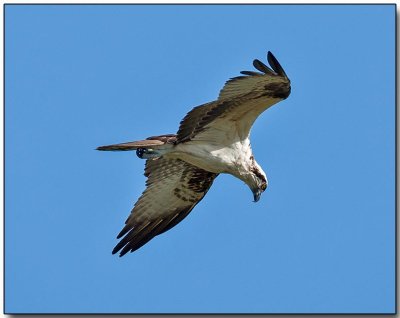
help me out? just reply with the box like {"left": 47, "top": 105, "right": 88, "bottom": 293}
{"left": 5, "top": 4, "right": 395, "bottom": 314}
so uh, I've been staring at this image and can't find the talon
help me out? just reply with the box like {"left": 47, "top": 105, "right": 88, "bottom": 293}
{"left": 136, "top": 148, "right": 162, "bottom": 159}
{"left": 136, "top": 148, "right": 146, "bottom": 158}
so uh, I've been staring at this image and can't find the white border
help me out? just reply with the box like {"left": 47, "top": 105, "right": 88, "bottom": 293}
{"left": 0, "top": 1, "right": 397, "bottom": 318}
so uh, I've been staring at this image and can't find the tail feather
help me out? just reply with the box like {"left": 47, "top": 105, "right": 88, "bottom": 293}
{"left": 97, "top": 139, "right": 165, "bottom": 151}
{"left": 97, "top": 134, "right": 177, "bottom": 152}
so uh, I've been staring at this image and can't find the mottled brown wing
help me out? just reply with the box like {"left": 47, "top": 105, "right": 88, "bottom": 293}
{"left": 112, "top": 157, "right": 218, "bottom": 256}
{"left": 176, "top": 52, "right": 290, "bottom": 143}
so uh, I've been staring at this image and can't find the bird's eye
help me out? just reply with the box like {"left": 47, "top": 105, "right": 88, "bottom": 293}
{"left": 260, "top": 183, "right": 267, "bottom": 191}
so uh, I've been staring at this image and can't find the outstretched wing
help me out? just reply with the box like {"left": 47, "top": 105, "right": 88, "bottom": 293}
{"left": 112, "top": 157, "right": 218, "bottom": 256}
{"left": 176, "top": 51, "right": 291, "bottom": 143}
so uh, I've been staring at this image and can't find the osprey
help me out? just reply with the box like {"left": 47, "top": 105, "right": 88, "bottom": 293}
{"left": 98, "top": 51, "right": 291, "bottom": 256}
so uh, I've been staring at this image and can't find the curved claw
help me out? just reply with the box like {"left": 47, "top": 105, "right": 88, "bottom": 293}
{"left": 136, "top": 148, "right": 164, "bottom": 159}
{"left": 136, "top": 148, "right": 146, "bottom": 158}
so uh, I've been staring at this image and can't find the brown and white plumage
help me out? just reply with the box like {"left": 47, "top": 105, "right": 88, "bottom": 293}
{"left": 112, "top": 147, "right": 218, "bottom": 256}
{"left": 98, "top": 51, "right": 291, "bottom": 256}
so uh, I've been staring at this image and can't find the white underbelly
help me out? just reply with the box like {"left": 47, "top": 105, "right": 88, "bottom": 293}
{"left": 172, "top": 140, "right": 252, "bottom": 175}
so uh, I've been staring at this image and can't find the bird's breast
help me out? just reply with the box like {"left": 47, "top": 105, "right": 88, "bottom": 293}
{"left": 173, "top": 139, "right": 253, "bottom": 176}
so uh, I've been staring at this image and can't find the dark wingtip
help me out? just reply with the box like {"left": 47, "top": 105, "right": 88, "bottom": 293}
{"left": 240, "top": 70, "right": 263, "bottom": 76}
{"left": 119, "top": 245, "right": 132, "bottom": 257}
{"left": 253, "top": 59, "right": 275, "bottom": 75}
{"left": 267, "top": 51, "right": 288, "bottom": 78}
{"left": 112, "top": 241, "right": 124, "bottom": 255}
{"left": 116, "top": 224, "right": 131, "bottom": 239}
{"left": 112, "top": 242, "right": 125, "bottom": 256}
{"left": 112, "top": 246, "right": 126, "bottom": 257}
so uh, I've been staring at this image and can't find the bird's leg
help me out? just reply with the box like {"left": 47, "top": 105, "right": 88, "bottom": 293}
{"left": 136, "top": 148, "right": 164, "bottom": 159}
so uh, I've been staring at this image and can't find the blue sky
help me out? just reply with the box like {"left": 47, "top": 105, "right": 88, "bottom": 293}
{"left": 5, "top": 4, "right": 395, "bottom": 314}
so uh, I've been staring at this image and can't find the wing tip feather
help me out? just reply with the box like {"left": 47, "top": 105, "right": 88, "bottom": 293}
{"left": 267, "top": 51, "right": 288, "bottom": 78}
{"left": 252, "top": 59, "right": 275, "bottom": 75}
{"left": 240, "top": 51, "right": 288, "bottom": 79}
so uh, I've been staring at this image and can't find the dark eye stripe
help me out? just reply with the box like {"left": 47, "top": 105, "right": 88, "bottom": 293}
{"left": 251, "top": 167, "right": 266, "bottom": 184}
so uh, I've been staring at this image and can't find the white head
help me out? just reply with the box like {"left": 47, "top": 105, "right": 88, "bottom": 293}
{"left": 244, "top": 159, "right": 268, "bottom": 202}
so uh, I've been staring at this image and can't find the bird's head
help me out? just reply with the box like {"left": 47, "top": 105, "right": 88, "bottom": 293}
{"left": 246, "top": 163, "right": 268, "bottom": 202}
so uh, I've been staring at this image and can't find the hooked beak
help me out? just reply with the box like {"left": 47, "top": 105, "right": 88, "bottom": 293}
{"left": 253, "top": 189, "right": 262, "bottom": 202}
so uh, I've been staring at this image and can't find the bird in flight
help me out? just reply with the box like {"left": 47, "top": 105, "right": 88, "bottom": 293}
{"left": 98, "top": 51, "right": 291, "bottom": 256}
